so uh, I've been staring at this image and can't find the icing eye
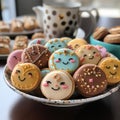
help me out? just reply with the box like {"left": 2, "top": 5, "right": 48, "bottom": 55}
{"left": 60, "top": 82, "right": 65, "bottom": 85}
{"left": 55, "top": 58, "right": 61, "bottom": 63}
{"left": 106, "top": 66, "right": 110, "bottom": 69}
{"left": 51, "top": 45, "right": 54, "bottom": 48}
{"left": 58, "top": 58, "right": 61, "bottom": 61}
{"left": 13, "top": 56, "right": 17, "bottom": 59}
{"left": 58, "top": 45, "right": 62, "bottom": 47}
{"left": 16, "top": 70, "right": 20, "bottom": 73}
{"left": 69, "top": 58, "right": 73, "bottom": 61}
{"left": 28, "top": 72, "right": 32, "bottom": 76}
{"left": 69, "top": 58, "right": 75, "bottom": 63}
{"left": 114, "top": 65, "right": 118, "bottom": 68}
{"left": 83, "top": 54, "right": 87, "bottom": 57}
{"left": 46, "top": 81, "right": 51, "bottom": 84}
{"left": 93, "top": 51, "right": 96, "bottom": 54}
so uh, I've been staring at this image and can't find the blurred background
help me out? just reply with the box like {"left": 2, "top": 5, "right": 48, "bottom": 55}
{"left": 0, "top": 0, "right": 120, "bottom": 22}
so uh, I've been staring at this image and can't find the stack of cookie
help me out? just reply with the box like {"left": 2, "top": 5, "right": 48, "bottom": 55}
{"left": 0, "top": 36, "right": 11, "bottom": 54}
{"left": 6, "top": 37, "right": 120, "bottom": 100}
{"left": 93, "top": 26, "right": 120, "bottom": 44}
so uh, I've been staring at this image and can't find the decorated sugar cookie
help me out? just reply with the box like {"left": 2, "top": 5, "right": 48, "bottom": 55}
{"left": 21, "top": 44, "right": 51, "bottom": 69}
{"left": 45, "top": 38, "right": 67, "bottom": 53}
{"left": 67, "top": 38, "right": 88, "bottom": 50}
{"left": 75, "top": 45, "right": 102, "bottom": 65}
{"left": 73, "top": 64, "right": 107, "bottom": 97}
{"left": 28, "top": 38, "right": 46, "bottom": 47}
{"left": 98, "top": 57, "right": 120, "bottom": 85}
{"left": 40, "top": 70, "right": 75, "bottom": 100}
{"left": 49, "top": 48, "right": 80, "bottom": 74}
{"left": 7, "top": 49, "right": 23, "bottom": 71}
{"left": 60, "top": 37, "right": 72, "bottom": 44}
{"left": 11, "top": 63, "right": 41, "bottom": 91}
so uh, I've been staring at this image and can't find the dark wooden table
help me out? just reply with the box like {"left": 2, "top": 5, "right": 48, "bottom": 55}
{"left": 1, "top": 17, "right": 120, "bottom": 120}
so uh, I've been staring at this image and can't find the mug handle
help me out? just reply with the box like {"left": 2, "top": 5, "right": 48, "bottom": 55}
{"left": 74, "top": 9, "right": 99, "bottom": 40}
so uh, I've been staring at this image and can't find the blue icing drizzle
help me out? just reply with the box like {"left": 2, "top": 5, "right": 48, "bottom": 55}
{"left": 45, "top": 38, "right": 67, "bottom": 53}
{"left": 49, "top": 48, "right": 80, "bottom": 73}
{"left": 28, "top": 38, "right": 46, "bottom": 47}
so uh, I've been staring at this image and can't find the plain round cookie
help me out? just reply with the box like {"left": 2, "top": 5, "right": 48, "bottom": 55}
{"left": 109, "top": 26, "right": 120, "bottom": 34}
{"left": 21, "top": 44, "right": 51, "bottom": 69}
{"left": 98, "top": 57, "right": 120, "bottom": 85}
{"left": 49, "top": 48, "right": 80, "bottom": 74}
{"left": 75, "top": 45, "right": 102, "bottom": 65}
{"left": 73, "top": 64, "right": 107, "bottom": 97}
{"left": 11, "top": 63, "right": 41, "bottom": 92}
{"left": 40, "top": 70, "right": 75, "bottom": 100}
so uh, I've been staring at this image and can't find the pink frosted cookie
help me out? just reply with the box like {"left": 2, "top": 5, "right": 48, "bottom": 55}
{"left": 7, "top": 49, "right": 23, "bottom": 71}
{"left": 75, "top": 45, "right": 102, "bottom": 65}
{"left": 40, "top": 70, "right": 75, "bottom": 100}
{"left": 94, "top": 45, "right": 107, "bottom": 58}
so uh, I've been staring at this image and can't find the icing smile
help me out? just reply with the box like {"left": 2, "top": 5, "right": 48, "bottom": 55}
{"left": 109, "top": 72, "right": 117, "bottom": 75}
{"left": 51, "top": 87, "right": 60, "bottom": 91}
{"left": 89, "top": 56, "right": 94, "bottom": 60}
{"left": 62, "top": 62, "right": 69, "bottom": 65}
{"left": 18, "top": 76, "right": 26, "bottom": 81}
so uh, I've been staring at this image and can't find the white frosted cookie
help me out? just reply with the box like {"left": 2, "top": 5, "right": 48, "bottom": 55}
{"left": 40, "top": 70, "right": 75, "bottom": 100}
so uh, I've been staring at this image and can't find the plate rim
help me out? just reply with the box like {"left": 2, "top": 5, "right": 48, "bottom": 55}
{"left": 3, "top": 65, "right": 120, "bottom": 107}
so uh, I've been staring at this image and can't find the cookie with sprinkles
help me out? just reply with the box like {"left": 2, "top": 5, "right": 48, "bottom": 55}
{"left": 48, "top": 48, "right": 80, "bottom": 74}
{"left": 75, "top": 44, "right": 102, "bottom": 65}
{"left": 45, "top": 38, "right": 67, "bottom": 53}
{"left": 21, "top": 44, "right": 51, "bottom": 69}
{"left": 73, "top": 64, "right": 107, "bottom": 97}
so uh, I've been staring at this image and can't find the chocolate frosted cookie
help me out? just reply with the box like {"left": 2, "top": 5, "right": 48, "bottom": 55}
{"left": 73, "top": 64, "right": 107, "bottom": 97}
{"left": 21, "top": 44, "right": 51, "bottom": 69}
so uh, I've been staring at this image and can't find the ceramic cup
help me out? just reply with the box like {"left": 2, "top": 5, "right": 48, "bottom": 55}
{"left": 33, "top": 1, "right": 98, "bottom": 40}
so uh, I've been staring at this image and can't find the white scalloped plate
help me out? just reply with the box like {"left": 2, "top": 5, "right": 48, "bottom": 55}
{"left": 3, "top": 65, "right": 120, "bottom": 107}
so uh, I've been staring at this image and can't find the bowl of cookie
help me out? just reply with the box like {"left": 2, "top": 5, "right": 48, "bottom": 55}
{"left": 90, "top": 26, "right": 120, "bottom": 59}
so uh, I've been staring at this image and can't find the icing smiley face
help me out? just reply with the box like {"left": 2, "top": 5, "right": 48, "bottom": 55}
{"left": 45, "top": 38, "right": 67, "bottom": 53}
{"left": 11, "top": 63, "right": 41, "bottom": 91}
{"left": 75, "top": 45, "right": 102, "bottom": 65}
{"left": 7, "top": 50, "right": 23, "bottom": 71}
{"left": 41, "top": 70, "right": 75, "bottom": 100}
{"left": 73, "top": 64, "right": 107, "bottom": 97}
{"left": 67, "top": 38, "right": 88, "bottom": 50}
{"left": 21, "top": 44, "right": 51, "bottom": 69}
{"left": 49, "top": 48, "right": 80, "bottom": 74}
{"left": 99, "top": 57, "right": 120, "bottom": 84}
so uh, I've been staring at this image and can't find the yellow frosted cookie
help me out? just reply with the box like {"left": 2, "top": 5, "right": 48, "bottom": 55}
{"left": 11, "top": 63, "right": 41, "bottom": 91}
{"left": 67, "top": 38, "right": 88, "bottom": 50}
{"left": 98, "top": 57, "right": 120, "bottom": 85}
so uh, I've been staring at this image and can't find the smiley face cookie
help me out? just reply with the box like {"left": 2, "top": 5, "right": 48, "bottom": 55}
{"left": 7, "top": 49, "right": 23, "bottom": 71}
{"left": 98, "top": 57, "right": 120, "bottom": 85}
{"left": 75, "top": 45, "right": 102, "bottom": 65}
{"left": 11, "top": 63, "right": 41, "bottom": 91}
{"left": 73, "top": 64, "right": 107, "bottom": 97}
{"left": 40, "top": 70, "right": 75, "bottom": 100}
{"left": 21, "top": 44, "right": 51, "bottom": 69}
{"left": 49, "top": 48, "right": 80, "bottom": 74}
{"left": 45, "top": 38, "right": 67, "bottom": 53}
{"left": 67, "top": 38, "right": 88, "bottom": 50}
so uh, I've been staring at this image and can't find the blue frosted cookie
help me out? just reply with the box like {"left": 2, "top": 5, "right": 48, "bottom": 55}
{"left": 28, "top": 38, "right": 46, "bottom": 47}
{"left": 45, "top": 38, "right": 67, "bottom": 53}
{"left": 60, "top": 37, "right": 72, "bottom": 44}
{"left": 49, "top": 48, "right": 80, "bottom": 74}
{"left": 41, "top": 68, "right": 51, "bottom": 78}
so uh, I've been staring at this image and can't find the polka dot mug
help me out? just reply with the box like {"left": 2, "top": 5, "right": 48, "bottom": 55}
{"left": 33, "top": 1, "right": 98, "bottom": 40}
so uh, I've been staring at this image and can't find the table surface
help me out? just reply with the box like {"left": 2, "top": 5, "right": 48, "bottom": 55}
{"left": 1, "top": 16, "right": 120, "bottom": 120}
